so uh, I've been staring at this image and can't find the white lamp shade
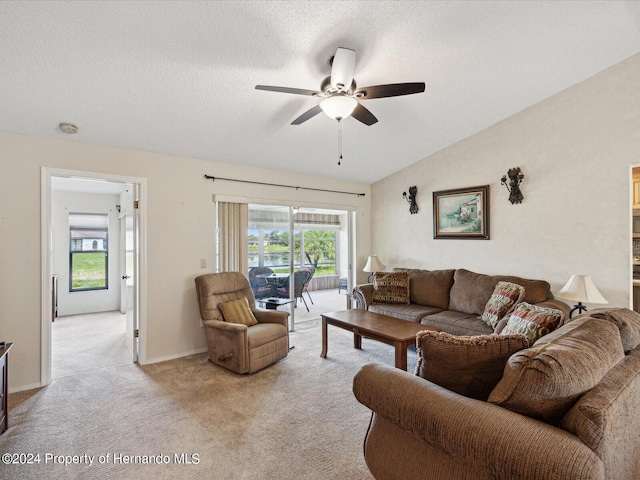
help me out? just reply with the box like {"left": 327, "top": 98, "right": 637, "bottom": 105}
{"left": 363, "top": 255, "right": 386, "bottom": 273}
{"left": 556, "top": 275, "right": 608, "bottom": 304}
{"left": 320, "top": 95, "right": 358, "bottom": 120}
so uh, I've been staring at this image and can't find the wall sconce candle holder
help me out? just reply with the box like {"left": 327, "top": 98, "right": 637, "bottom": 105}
{"left": 500, "top": 167, "right": 524, "bottom": 204}
{"left": 402, "top": 186, "right": 418, "bottom": 214}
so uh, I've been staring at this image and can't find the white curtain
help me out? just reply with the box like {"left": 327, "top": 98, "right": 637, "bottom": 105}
{"left": 217, "top": 202, "right": 248, "bottom": 273}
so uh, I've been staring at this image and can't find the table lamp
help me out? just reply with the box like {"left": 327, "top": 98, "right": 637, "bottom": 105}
{"left": 556, "top": 274, "right": 608, "bottom": 319}
{"left": 363, "top": 255, "right": 385, "bottom": 283}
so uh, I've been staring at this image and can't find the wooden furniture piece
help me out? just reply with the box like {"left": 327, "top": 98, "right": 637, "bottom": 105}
{"left": 320, "top": 310, "right": 433, "bottom": 370}
{"left": 1, "top": 343, "right": 13, "bottom": 434}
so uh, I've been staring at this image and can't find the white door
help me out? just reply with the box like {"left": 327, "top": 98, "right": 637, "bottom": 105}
{"left": 124, "top": 185, "right": 139, "bottom": 362}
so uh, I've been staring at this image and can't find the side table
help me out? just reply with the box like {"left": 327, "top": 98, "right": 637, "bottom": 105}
{"left": 257, "top": 297, "right": 295, "bottom": 310}
{"left": 1, "top": 342, "right": 13, "bottom": 434}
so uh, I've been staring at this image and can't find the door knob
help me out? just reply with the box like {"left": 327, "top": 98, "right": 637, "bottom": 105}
{"left": 122, "top": 275, "right": 131, "bottom": 280}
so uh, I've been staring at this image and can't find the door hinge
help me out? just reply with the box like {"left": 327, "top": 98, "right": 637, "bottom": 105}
{"left": 134, "top": 329, "right": 139, "bottom": 338}
{"left": 134, "top": 200, "right": 139, "bottom": 209}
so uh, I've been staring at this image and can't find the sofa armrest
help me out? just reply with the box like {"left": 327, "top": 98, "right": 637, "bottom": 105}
{"left": 353, "top": 363, "right": 603, "bottom": 480}
{"left": 252, "top": 308, "right": 289, "bottom": 327}
{"left": 353, "top": 283, "right": 374, "bottom": 310}
{"left": 535, "top": 298, "right": 571, "bottom": 322}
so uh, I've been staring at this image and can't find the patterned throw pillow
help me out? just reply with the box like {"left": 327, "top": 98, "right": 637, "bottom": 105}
{"left": 371, "top": 271, "right": 410, "bottom": 305}
{"left": 218, "top": 297, "right": 258, "bottom": 326}
{"left": 415, "top": 330, "right": 530, "bottom": 401}
{"left": 481, "top": 281, "right": 525, "bottom": 329}
{"left": 501, "top": 302, "right": 564, "bottom": 343}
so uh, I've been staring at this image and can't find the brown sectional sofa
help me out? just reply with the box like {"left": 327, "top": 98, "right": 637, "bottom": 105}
{"left": 352, "top": 268, "right": 570, "bottom": 334}
{"left": 353, "top": 308, "right": 640, "bottom": 480}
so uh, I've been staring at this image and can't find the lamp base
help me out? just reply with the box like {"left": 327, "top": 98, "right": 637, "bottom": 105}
{"left": 569, "top": 302, "right": 587, "bottom": 319}
{"left": 367, "top": 273, "right": 374, "bottom": 283}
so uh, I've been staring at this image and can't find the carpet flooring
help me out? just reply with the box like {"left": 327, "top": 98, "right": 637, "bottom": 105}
{"left": 2, "top": 315, "right": 417, "bottom": 480}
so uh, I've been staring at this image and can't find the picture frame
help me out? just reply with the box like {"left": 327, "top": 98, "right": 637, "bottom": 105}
{"left": 433, "top": 185, "right": 490, "bottom": 239}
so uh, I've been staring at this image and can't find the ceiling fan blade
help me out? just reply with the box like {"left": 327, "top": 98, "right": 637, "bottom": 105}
{"left": 351, "top": 103, "right": 378, "bottom": 126}
{"left": 255, "top": 85, "right": 320, "bottom": 96}
{"left": 291, "top": 104, "right": 323, "bottom": 125}
{"left": 331, "top": 48, "right": 356, "bottom": 92}
{"left": 355, "top": 82, "right": 425, "bottom": 99}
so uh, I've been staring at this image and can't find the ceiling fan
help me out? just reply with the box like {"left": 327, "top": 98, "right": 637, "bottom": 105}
{"left": 255, "top": 48, "right": 425, "bottom": 126}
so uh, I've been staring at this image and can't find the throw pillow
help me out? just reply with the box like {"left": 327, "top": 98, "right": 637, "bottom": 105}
{"left": 414, "top": 330, "right": 530, "bottom": 401}
{"left": 218, "top": 297, "right": 258, "bottom": 326}
{"left": 501, "top": 302, "right": 563, "bottom": 343}
{"left": 488, "top": 317, "right": 625, "bottom": 425}
{"left": 372, "top": 271, "right": 410, "bottom": 305}
{"left": 407, "top": 269, "right": 455, "bottom": 309}
{"left": 481, "top": 281, "right": 525, "bottom": 329}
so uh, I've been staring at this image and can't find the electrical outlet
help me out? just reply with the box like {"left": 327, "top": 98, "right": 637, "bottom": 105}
{"left": 200, "top": 258, "right": 207, "bottom": 269}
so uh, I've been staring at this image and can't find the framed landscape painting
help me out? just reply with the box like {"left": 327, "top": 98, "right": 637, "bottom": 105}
{"left": 433, "top": 185, "right": 489, "bottom": 239}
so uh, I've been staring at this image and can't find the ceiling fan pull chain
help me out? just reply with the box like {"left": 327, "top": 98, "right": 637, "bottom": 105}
{"left": 338, "top": 119, "right": 343, "bottom": 166}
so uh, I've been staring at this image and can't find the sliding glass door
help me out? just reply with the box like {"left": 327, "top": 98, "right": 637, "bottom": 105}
{"left": 247, "top": 204, "right": 352, "bottom": 330}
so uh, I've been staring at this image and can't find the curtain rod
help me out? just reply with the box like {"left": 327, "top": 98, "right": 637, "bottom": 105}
{"left": 204, "top": 175, "right": 365, "bottom": 197}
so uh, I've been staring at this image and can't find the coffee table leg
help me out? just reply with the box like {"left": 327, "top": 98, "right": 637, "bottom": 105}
{"left": 320, "top": 316, "right": 328, "bottom": 358}
{"left": 353, "top": 330, "right": 362, "bottom": 349}
{"left": 395, "top": 340, "right": 408, "bottom": 370}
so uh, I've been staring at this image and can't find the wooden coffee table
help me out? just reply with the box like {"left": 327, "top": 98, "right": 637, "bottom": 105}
{"left": 320, "top": 309, "right": 434, "bottom": 370}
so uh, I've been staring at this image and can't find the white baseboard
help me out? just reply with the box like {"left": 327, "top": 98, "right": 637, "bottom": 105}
{"left": 140, "top": 347, "right": 208, "bottom": 365}
{"left": 9, "top": 382, "right": 44, "bottom": 394}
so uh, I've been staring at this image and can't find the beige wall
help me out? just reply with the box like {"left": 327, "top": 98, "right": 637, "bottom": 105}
{"left": 0, "top": 135, "right": 370, "bottom": 391}
{"left": 372, "top": 53, "right": 640, "bottom": 311}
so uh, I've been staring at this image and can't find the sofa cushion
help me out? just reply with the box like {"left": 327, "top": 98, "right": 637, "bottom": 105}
{"left": 500, "top": 302, "right": 564, "bottom": 343}
{"left": 406, "top": 269, "right": 455, "bottom": 309}
{"left": 580, "top": 307, "right": 640, "bottom": 353}
{"left": 449, "top": 269, "right": 551, "bottom": 315}
{"left": 481, "top": 281, "right": 525, "bottom": 329}
{"left": 415, "top": 331, "right": 530, "bottom": 401}
{"left": 218, "top": 297, "right": 258, "bottom": 326}
{"left": 420, "top": 310, "right": 494, "bottom": 336}
{"left": 372, "top": 271, "right": 410, "bottom": 305}
{"left": 369, "top": 303, "right": 443, "bottom": 323}
{"left": 488, "top": 317, "right": 625, "bottom": 425}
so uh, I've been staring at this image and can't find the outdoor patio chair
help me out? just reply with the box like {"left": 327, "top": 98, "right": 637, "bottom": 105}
{"left": 248, "top": 266, "right": 274, "bottom": 299}
{"left": 275, "top": 270, "right": 312, "bottom": 312}
{"left": 299, "top": 266, "right": 315, "bottom": 305}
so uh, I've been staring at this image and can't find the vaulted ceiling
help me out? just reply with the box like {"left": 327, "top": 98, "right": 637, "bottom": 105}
{"left": 1, "top": 1, "right": 639, "bottom": 183}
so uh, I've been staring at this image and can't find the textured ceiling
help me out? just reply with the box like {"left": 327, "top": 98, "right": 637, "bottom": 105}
{"left": 1, "top": 1, "right": 639, "bottom": 184}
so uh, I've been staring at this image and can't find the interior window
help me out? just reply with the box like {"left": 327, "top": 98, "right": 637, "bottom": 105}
{"left": 69, "top": 213, "right": 109, "bottom": 291}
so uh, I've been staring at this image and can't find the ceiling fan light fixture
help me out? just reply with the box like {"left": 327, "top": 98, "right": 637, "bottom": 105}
{"left": 320, "top": 95, "right": 357, "bottom": 120}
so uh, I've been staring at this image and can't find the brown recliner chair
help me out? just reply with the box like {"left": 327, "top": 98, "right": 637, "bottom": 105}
{"left": 195, "top": 272, "right": 289, "bottom": 374}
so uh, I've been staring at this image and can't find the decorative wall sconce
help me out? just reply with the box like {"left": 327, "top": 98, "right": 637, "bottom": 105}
{"left": 500, "top": 167, "right": 525, "bottom": 204}
{"left": 402, "top": 186, "right": 418, "bottom": 214}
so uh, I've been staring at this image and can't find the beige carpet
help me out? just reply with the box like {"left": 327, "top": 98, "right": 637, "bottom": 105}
{"left": 2, "top": 316, "right": 417, "bottom": 480}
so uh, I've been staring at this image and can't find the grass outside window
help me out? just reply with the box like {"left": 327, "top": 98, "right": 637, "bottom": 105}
{"left": 71, "top": 252, "right": 108, "bottom": 290}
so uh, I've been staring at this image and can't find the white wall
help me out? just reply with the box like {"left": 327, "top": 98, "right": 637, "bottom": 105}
{"left": 0, "top": 136, "right": 371, "bottom": 391}
{"left": 52, "top": 191, "right": 121, "bottom": 316}
{"left": 372, "top": 53, "right": 640, "bottom": 311}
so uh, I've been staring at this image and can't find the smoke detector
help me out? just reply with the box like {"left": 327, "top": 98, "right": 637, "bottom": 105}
{"left": 59, "top": 122, "right": 78, "bottom": 134}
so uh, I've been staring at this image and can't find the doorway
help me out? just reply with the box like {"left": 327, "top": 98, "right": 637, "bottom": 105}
{"left": 41, "top": 168, "right": 146, "bottom": 386}
{"left": 246, "top": 204, "right": 354, "bottom": 330}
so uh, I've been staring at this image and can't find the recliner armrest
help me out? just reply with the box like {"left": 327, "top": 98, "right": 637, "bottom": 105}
{"left": 252, "top": 308, "right": 288, "bottom": 327}
{"left": 202, "top": 319, "right": 248, "bottom": 332}
{"left": 353, "top": 283, "right": 374, "bottom": 310}
{"left": 353, "top": 363, "right": 603, "bottom": 480}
